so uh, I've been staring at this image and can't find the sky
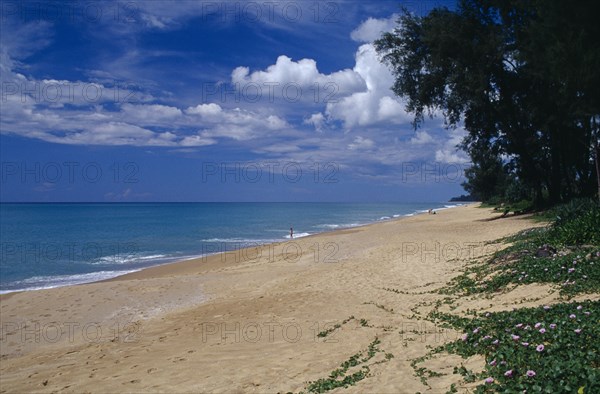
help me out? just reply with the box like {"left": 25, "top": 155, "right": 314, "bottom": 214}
{"left": 0, "top": 0, "right": 467, "bottom": 202}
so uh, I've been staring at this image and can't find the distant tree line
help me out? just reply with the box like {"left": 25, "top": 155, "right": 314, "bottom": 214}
{"left": 375, "top": 0, "right": 600, "bottom": 207}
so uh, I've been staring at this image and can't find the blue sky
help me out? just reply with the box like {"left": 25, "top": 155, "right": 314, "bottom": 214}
{"left": 0, "top": 0, "right": 467, "bottom": 202}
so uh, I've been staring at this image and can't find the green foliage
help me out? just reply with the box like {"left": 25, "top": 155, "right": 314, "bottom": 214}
{"left": 545, "top": 204, "right": 600, "bottom": 246}
{"left": 443, "top": 205, "right": 600, "bottom": 296}
{"left": 483, "top": 250, "right": 600, "bottom": 296}
{"left": 317, "top": 316, "right": 355, "bottom": 338}
{"left": 305, "top": 338, "right": 390, "bottom": 393}
{"left": 546, "top": 198, "right": 600, "bottom": 227}
{"left": 438, "top": 301, "right": 600, "bottom": 393}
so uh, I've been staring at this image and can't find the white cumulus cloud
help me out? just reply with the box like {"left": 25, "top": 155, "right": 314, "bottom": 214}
{"left": 350, "top": 15, "right": 398, "bottom": 43}
{"left": 325, "top": 44, "right": 412, "bottom": 129}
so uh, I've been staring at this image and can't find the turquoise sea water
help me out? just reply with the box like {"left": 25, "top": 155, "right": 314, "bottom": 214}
{"left": 0, "top": 202, "right": 460, "bottom": 293}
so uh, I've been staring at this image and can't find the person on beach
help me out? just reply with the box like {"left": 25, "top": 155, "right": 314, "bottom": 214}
{"left": 290, "top": 226, "right": 294, "bottom": 238}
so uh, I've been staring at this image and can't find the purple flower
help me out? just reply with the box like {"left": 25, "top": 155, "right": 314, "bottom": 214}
{"left": 492, "top": 339, "right": 499, "bottom": 345}
{"left": 500, "top": 361, "right": 507, "bottom": 365}
{"left": 534, "top": 322, "right": 542, "bottom": 328}
{"left": 550, "top": 324, "right": 557, "bottom": 329}
{"left": 539, "top": 328, "right": 546, "bottom": 334}
{"left": 526, "top": 370, "right": 536, "bottom": 377}
{"left": 543, "top": 305, "right": 550, "bottom": 310}
{"left": 485, "top": 377, "right": 494, "bottom": 384}
{"left": 515, "top": 323, "right": 523, "bottom": 328}
{"left": 575, "top": 329, "right": 582, "bottom": 334}
{"left": 504, "top": 370, "right": 513, "bottom": 377}
{"left": 536, "top": 344, "right": 544, "bottom": 352}
{"left": 569, "top": 314, "right": 576, "bottom": 319}
{"left": 568, "top": 268, "right": 575, "bottom": 273}
{"left": 473, "top": 328, "right": 480, "bottom": 334}
{"left": 584, "top": 311, "right": 590, "bottom": 316}
{"left": 483, "top": 335, "right": 491, "bottom": 340}
{"left": 512, "top": 334, "right": 520, "bottom": 341}
{"left": 489, "top": 359, "right": 497, "bottom": 366}
{"left": 461, "top": 334, "right": 468, "bottom": 341}
{"left": 521, "top": 342, "right": 529, "bottom": 347}
{"left": 577, "top": 305, "right": 583, "bottom": 310}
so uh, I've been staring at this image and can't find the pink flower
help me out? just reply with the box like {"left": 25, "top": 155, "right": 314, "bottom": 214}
{"left": 515, "top": 323, "right": 523, "bottom": 328}
{"left": 536, "top": 344, "right": 544, "bottom": 352}
{"left": 492, "top": 339, "right": 499, "bottom": 345}
{"left": 575, "top": 329, "right": 582, "bottom": 334}
{"left": 584, "top": 311, "right": 590, "bottom": 316}
{"left": 534, "top": 322, "right": 542, "bottom": 328}
{"left": 504, "top": 370, "right": 513, "bottom": 377}
{"left": 526, "top": 370, "right": 536, "bottom": 377}
{"left": 550, "top": 324, "right": 557, "bottom": 329}
{"left": 485, "top": 377, "right": 494, "bottom": 384}
{"left": 512, "top": 334, "right": 520, "bottom": 341}
{"left": 461, "top": 334, "right": 468, "bottom": 341}
{"left": 489, "top": 359, "right": 497, "bottom": 366}
{"left": 569, "top": 314, "right": 576, "bottom": 319}
{"left": 543, "top": 305, "right": 550, "bottom": 310}
{"left": 539, "top": 328, "right": 546, "bottom": 334}
{"left": 473, "top": 328, "right": 480, "bottom": 334}
{"left": 577, "top": 305, "right": 583, "bottom": 310}
{"left": 521, "top": 342, "right": 529, "bottom": 347}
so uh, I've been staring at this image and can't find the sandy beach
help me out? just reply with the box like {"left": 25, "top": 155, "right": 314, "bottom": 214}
{"left": 1, "top": 204, "right": 570, "bottom": 393}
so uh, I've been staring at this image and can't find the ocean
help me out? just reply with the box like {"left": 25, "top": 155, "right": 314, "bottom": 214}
{"left": 0, "top": 202, "right": 460, "bottom": 293}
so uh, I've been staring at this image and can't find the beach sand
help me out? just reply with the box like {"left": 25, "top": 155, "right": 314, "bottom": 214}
{"left": 1, "top": 204, "right": 567, "bottom": 393}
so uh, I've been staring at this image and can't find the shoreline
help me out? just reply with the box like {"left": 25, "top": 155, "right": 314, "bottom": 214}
{"left": 0, "top": 202, "right": 469, "bottom": 296}
{"left": 2, "top": 203, "right": 543, "bottom": 393}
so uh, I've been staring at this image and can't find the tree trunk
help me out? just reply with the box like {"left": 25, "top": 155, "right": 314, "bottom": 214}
{"left": 595, "top": 142, "right": 600, "bottom": 204}
{"left": 549, "top": 135, "right": 562, "bottom": 204}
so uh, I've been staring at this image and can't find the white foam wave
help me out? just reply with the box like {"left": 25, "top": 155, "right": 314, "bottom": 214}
{"left": 315, "top": 223, "right": 361, "bottom": 230}
{"left": 317, "top": 224, "right": 341, "bottom": 229}
{"left": 0, "top": 270, "right": 140, "bottom": 294}
{"left": 201, "top": 237, "right": 278, "bottom": 244}
{"left": 284, "top": 232, "right": 311, "bottom": 239}
{"left": 91, "top": 253, "right": 170, "bottom": 265}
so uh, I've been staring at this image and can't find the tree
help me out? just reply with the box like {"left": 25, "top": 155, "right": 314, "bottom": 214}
{"left": 375, "top": 0, "right": 600, "bottom": 205}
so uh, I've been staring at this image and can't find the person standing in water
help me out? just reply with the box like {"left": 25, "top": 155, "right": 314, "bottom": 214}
{"left": 290, "top": 226, "right": 294, "bottom": 239}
